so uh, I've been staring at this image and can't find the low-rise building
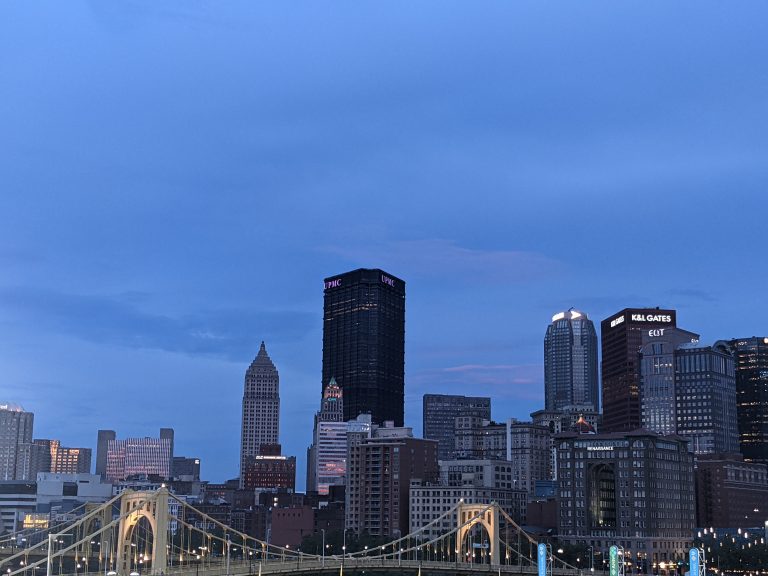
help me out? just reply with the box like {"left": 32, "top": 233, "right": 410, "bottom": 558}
{"left": 695, "top": 452, "right": 768, "bottom": 528}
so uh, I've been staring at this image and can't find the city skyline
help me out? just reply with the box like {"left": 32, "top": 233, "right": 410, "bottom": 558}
{"left": 2, "top": 2, "right": 768, "bottom": 485}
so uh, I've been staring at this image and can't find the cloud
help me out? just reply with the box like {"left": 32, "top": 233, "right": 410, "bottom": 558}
{"left": 409, "top": 362, "right": 543, "bottom": 401}
{"left": 0, "top": 287, "right": 314, "bottom": 361}
{"left": 667, "top": 288, "right": 717, "bottom": 303}
{"left": 321, "top": 239, "right": 559, "bottom": 285}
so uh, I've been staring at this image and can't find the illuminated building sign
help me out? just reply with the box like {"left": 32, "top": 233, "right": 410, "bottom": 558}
{"left": 587, "top": 446, "right": 615, "bottom": 451}
{"left": 648, "top": 329, "right": 666, "bottom": 337}
{"left": 324, "top": 278, "right": 342, "bottom": 289}
{"left": 631, "top": 313, "right": 672, "bottom": 323}
{"left": 381, "top": 274, "right": 395, "bottom": 287}
{"left": 610, "top": 315, "right": 625, "bottom": 328}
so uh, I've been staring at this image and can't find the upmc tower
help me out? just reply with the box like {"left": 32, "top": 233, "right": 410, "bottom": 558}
{"left": 322, "top": 268, "right": 406, "bottom": 426}
{"left": 601, "top": 308, "right": 677, "bottom": 432}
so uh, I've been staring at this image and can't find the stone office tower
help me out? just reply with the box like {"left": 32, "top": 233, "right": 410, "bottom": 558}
{"left": 240, "top": 342, "right": 280, "bottom": 486}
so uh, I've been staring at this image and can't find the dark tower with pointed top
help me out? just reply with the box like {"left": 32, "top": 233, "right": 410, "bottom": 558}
{"left": 322, "top": 268, "right": 405, "bottom": 426}
{"left": 240, "top": 342, "right": 280, "bottom": 484}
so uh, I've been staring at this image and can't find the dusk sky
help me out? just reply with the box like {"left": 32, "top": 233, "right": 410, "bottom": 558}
{"left": 2, "top": 1, "right": 767, "bottom": 487}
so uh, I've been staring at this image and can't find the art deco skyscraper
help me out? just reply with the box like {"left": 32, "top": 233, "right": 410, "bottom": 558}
{"left": 307, "top": 378, "right": 347, "bottom": 494}
{"left": 322, "top": 269, "right": 405, "bottom": 425}
{"left": 544, "top": 309, "right": 599, "bottom": 412}
{"left": 240, "top": 342, "right": 280, "bottom": 483}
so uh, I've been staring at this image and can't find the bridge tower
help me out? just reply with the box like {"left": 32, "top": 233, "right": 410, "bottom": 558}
{"left": 116, "top": 488, "right": 169, "bottom": 576}
{"left": 457, "top": 502, "right": 500, "bottom": 565}
{"left": 78, "top": 502, "right": 113, "bottom": 559}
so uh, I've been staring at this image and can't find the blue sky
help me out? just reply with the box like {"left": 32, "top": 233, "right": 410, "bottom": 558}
{"left": 1, "top": 1, "right": 767, "bottom": 486}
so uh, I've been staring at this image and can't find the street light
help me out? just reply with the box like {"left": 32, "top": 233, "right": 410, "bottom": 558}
{"left": 342, "top": 528, "right": 348, "bottom": 566}
{"left": 587, "top": 546, "right": 594, "bottom": 572}
{"left": 320, "top": 530, "right": 325, "bottom": 567}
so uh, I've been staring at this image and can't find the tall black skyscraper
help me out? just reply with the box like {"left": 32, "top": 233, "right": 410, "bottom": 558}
{"left": 322, "top": 268, "right": 405, "bottom": 426}
{"left": 726, "top": 337, "right": 768, "bottom": 465}
{"left": 544, "top": 309, "right": 599, "bottom": 412}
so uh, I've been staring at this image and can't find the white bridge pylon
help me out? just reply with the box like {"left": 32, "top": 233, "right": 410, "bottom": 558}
{"left": 457, "top": 502, "right": 500, "bottom": 565}
{"left": 116, "top": 488, "right": 169, "bottom": 576}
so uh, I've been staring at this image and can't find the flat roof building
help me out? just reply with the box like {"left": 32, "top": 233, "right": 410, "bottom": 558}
{"left": 423, "top": 394, "right": 491, "bottom": 461}
{"left": 323, "top": 269, "right": 405, "bottom": 426}
{"left": 556, "top": 430, "right": 695, "bottom": 570}
{"left": 601, "top": 308, "right": 677, "bottom": 432}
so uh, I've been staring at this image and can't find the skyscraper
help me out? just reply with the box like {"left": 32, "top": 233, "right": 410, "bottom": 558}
{"left": 726, "top": 337, "right": 768, "bottom": 464}
{"left": 105, "top": 431, "right": 174, "bottom": 481}
{"left": 95, "top": 429, "right": 115, "bottom": 479}
{"left": 601, "top": 308, "right": 677, "bottom": 432}
{"left": 639, "top": 327, "right": 700, "bottom": 435}
{"left": 674, "top": 341, "right": 739, "bottom": 455}
{"left": 0, "top": 403, "right": 33, "bottom": 481}
{"left": 322, "top": 268, "right": 405, "bottom": 425}
{"left": 240, "top": 342, "right": 280, "bottom": 483}
{"left": 307, "top": 378, "right": 348, "bottom": 494}
{"left": 422, "top": 394, "right": 491, "bottom": 461}
{"left": 544, "top": 309, "right": 599, "bottom": 412}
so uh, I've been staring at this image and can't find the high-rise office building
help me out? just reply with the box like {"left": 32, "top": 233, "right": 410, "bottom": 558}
{"left": 601, "top": 308, "right": 677, "bottom": 432}
{"left": 95, "top": 430, "right": 116, "bottom": 479}
{"left": 307, "top": 378, "right": 347, "bottom": 494}
{"left": 639, "top": 327, "right": 700, "bottom": 435}
{"left": 240, "top": 342, "right": 280, "bottom": 485}
{"left": 105, "top": 430, "right": 174, "bottom": 481}
{"left": 322, "top": 268, "right": 405, "bottom": 426}
{"left": 674, "top": 342, "right": 739, "bottom": 455}
{"left": 422, "top": 394, "right": 491, "bottom": 461}
{"left": 544, "top": 309, "right": 599, "bottom": 412}
{"left": 506, "top": 421, "right": 551, "bottom": 496}
{"left": 33, "top": 439, "right": 91, "bottom": 474}
{"left": 726, "top": 337, "right": 768, "bottom": 465}
{"left": 0, "top": 403, "right": 34, "bottom": 481}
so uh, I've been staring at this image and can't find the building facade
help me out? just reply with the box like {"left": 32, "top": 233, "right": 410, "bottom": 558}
{"left": 506, "top": 421, "right": 551, "bottom": 496}
{"left": 307, "top": 378, "right": 347, "bottom": 494}
{"left": 409, "top": 482, "right": 527, "bottom": 540}
{"left": 601, "top": 308, "right": 677, "bottom": 432}
{"left": 674, "top": 342, "right": 739, "bottom": 455}
{"left": 105, "top": 430, "right": 174, "bottom": 481}
{"left": 423, "top": 394, "right": 491, "bottom": 461}
{"left": 544, "top": 309, "right": 599, "bottom": 412}
{"left": 95, "top": 430, "right": 116, "bottom": 479}
{"left": 241, "top": 455, "right": 296, "bottom": 493}
{"left": 556, "top": 430, "right": 695, "bottom": 570}
{"left": 726, "top": 337, "right": 768, "bottom": 465}
{"left": 454, "top": 417, "right": 506, "bottom": 460}
{"left": 240, "top": 342, "right": 280, "bottom": 484}
{"left": 695, "top": 453, "right": 768, "bottom": 528}
{"left": 639, "top": 327, "right": 700, "bottom": 435}
{"left": 322, "top": 268, "right": 406, "bottom": 426}
{"left": 346, "top": 424, "right": 437, "bottom": 538}
{"left": 0, "top": 403, "right": 34, "bottom": 481}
